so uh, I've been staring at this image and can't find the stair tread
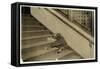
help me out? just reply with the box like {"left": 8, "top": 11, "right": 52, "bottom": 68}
{"left": 22, "top": 34, "right": 52, "bottom": 40}
{"left": 28, "top": 48, "right": 73, "bottom": 61}
{"left": 22, "top": 16, "right": 35, "bottom": 19}
{"left": 59, "top": 53, "right": 82, "bottom": 60}
{"left": 22, "top": 26, "right": 46, "bottom": 31}
{"left": 22, "top": 22, "right": 40, "bottom": 25}
{"left": 22, "top": 30, "right": 49, "bottom": 33}
{"left": 22, "top": 47, "right": 58, "bottom": 60}
{"left": 22, "top": 17, "right": 38, "bottom": 21}
{"left": 22, "top": 38, "right": 56, "bottom": 49}
{"left": 22, "top": 25, "right": 44, "bottom": 27}
{"left": 22, "top": 14, "right": 29, "bottom": 15}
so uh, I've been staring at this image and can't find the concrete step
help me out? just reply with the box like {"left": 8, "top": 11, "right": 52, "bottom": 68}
{"left": 22, "top": 18, "right": 39, "bottom": 22}
{"left": 26, "top": 47, "right": 73, "bottom": 61}
{"left": 22, "top": 42, "right": 52, "bottom": 54}
{"left": 22, "top": 16, "right": 37, "bottom": 20}
{"left": 22, "top": 25, "right": 44, "bottom": 28}
{"left": 22, "top": 47, "right": 58, "bottom": 61}
{"left": 22, "top": 20, "right": 41, "bottom": 25}
{"left": 22, "top": 38, "right": 56, "bottom": 49}
{"left": 22, "top": 18, "right": 41, "bottom": 24}
{"left": 22, "top": 26, "right": 46, "bottom": 31}
{"left": 22, "top": 34, "right": 52, "bottom": 40}
{"left": 22, "top": 30, "right": 49, "bottom": 33}
{"left": 22, "top": 37, "right": 47, "bottom": 46}
{"left": 59, "top": 52, "right": 82, "bottom": 60}
{"left": 22, "top": 14, "right": 31, "bottom": 16}
{"left": 22, "top": 30, "right": 51, "bottom": 37}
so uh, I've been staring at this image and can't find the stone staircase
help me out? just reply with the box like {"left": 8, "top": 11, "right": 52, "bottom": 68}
{"left": 21, "top": 14, "right": 83, "bottom": 62}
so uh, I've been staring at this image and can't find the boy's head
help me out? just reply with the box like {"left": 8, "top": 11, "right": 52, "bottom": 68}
{"left": 52, "top": 33, "right": 61, "bottom": 39}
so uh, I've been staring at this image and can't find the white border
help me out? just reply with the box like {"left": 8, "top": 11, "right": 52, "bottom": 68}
{"left": 20, "top": 5, "right": 96, "bottom": 64}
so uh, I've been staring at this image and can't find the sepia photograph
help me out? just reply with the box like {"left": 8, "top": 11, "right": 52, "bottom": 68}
{"left": 20, "top": 5, "right": 96, "bottom": 64}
